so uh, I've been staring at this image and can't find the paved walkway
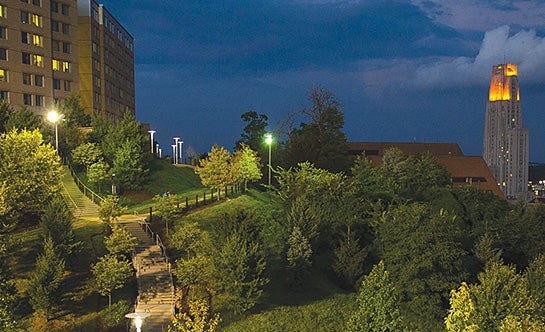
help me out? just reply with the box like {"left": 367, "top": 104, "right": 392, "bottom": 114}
{"left": 119, "top": 216, "right": 175, "bottom": 332}
{"left": 61, "top": 166, "right": 99, "bottom": 217}
{"left": 60, "top": 168, "right": 175, "bottom": 331}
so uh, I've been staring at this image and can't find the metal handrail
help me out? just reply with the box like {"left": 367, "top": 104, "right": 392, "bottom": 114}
{"left": 66, "top": 163, "right": 104, "bottom": 203}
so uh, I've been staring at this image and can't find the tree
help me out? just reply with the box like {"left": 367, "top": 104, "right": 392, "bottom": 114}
{"left": 40, "top": 197, "right": 82, "bottom": 262}
{"left": 232, "top": 143, "right": 262, "bottom": 191}
{"left": 71, "top": 142, "right": 103, "bottom": 173}
{"left": 153, "top": 193, "right": 181, "bottom": 236}
{"left": 195, "top": 145, "right": 233, "bottom": 200}
{"left": 88, "top": 160, "right": 111, "bottom": 193}
{"left": 104, "top": 224, "right": 138, "bottom": 258}
{"left": 212, "top": 210, "right": 268, "bottom": 314}
{"left": 347, "top": 261, "right": 404, "bottom": 332}
{"left": 0, "top": 100, "right": 14, "bottom": 133}
{"left": 0, "top": 257, "right": 18, "bottom": 329}
{"left": 5, "top": 106, "right": 43, "bottom": 133}
{"left": 91, "top": 254, "right": 133, "bottom": 308}
{"left": 332, "top": 225, "right": 367, "bottom": 289}
{"left": 112, "top": 138, "right": 148, "bottom": 190}
{"left": 98, "top": 195, "right": 126, "bottom": 225}
{"left": 237, "top": 111, "right": 268, "bottom": 152}
{"left": 61, "top": 93, "right": 91, "bottom": 127}
{"left": 0, "top": 129, "right": 62, "bottom": 227}
{"left": 376, "top": 203, "right": 468, "bottom": 330}
{"left": 286, "top": 226, "right": 312, "bottom": 290}
{"left": 28, "top": 237, "right": 65, "bottom": 319}
{"left": 282, "top": 86, "right": 350, "bottom": 172}
{"left": 169, "top": 299, "right": 221, "bottom": 332}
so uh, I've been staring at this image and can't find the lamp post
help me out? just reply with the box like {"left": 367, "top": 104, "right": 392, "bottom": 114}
{"left": 265, "top": 133, "right": 273, "bottom": 186}
{"left": 178, "top": 140, "right": 184, "bottom": 164}
{"left": 158, "top": 148, "right": 162, "bottom": 159}
{"left": 46, "top": 110, "right": 63, "bottom": 152}
{"left": 148, "top": 130, "right": 156, "bottom": 154}
{"left": 125, "top": 312, "right": 151, "bottom": 332}
{"left": 173, "top": 137, "right": 180, "bottom": 164}
{"left": 171, "top": 144, "right": 176, "bottom": 164}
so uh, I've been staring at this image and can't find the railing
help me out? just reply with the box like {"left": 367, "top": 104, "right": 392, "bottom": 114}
{"left": 66, "top": 163, "right": 104, "bottom": 204}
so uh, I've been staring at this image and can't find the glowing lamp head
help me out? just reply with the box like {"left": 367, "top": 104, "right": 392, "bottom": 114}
{"left": 265, "top": 133, "right": 273, "bottom": 145}
{"left": 47, "top": 110, "right": 62, "bottom": 124}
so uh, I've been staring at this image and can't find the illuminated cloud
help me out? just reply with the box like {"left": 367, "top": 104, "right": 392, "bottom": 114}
{"left": 414, "top": 26, "right": 545, "bottom": 88}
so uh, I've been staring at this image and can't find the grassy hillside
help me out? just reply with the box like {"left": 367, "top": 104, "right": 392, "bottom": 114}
{"left": 172, "top": 190, "right": 358, "bottom": 331}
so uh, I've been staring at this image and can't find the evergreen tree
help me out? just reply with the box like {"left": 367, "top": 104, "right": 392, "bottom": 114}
{"left": 0, "top": 257, "right": 18, "bottom": 329}
{"left": 332, "top": 225, "right": 367, "bottom": 289}
{"left": 347, "top": 260, "right": 404, "bottom": 332}
{"left": 5, "top": 106, "right": 43, "bottom": 133}
{"left": 286, "top": 226, "right": 312, "bottom": 290}
{"left": 28, "top": 237, "right": 65, "bottom": 319}
{"left": 40, "top": 197, "right": 82, "bottom": 262}
{"left": 0, "top": 99, "right": 14, "bottom": 133}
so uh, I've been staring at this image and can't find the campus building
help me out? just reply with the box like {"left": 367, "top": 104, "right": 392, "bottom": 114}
{"left": 348, "top": 142, "right": 504, "bottom": 198}
{"left": 0, "top": 0, "right": 133, "bottom": 121}
{"left": 482, "top": 64, "right": 529, "bottom": 199}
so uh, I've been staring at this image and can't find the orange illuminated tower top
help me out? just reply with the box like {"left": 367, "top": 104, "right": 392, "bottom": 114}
{"left": 488, "top": 64, "right": 520, "bottom": 101}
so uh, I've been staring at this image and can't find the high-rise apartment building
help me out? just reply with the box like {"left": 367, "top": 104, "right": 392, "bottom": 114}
{"left": 0, "top": 0, "right": 133, "bottom": 121}
{"left": 77, "top": 0, "right": 134, "bottom": 120}
{"left": 483, "top": 63, "right": 529, "bottom": 199}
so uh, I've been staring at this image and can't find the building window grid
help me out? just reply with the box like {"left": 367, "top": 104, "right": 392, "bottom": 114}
{"left": 0, "top": 68, "right": 6, "bottom": 82}
{"left": 0, "top": 6, "right": 6, "bottom": 18}
{"left": 0, "top": 48, "right": 5, "bottom": 61}
{"left": 0, "top": 26, "right": 6, "bottom": 39}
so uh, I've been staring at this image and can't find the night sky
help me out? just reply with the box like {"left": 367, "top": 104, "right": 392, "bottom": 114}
{"left": 102, "top": 1, "right": 545, "bottom": 162}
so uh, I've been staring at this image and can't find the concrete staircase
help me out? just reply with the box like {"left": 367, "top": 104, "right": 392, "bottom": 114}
{"left": 120, "top": 218, "right": 175, "bottom": 331}
{"left": 61, "top": 166, "right": 99, "bottom": 217}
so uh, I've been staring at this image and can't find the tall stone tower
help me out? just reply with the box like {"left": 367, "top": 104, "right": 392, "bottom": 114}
{"left": 483, "top": 64, "right": 529, "bottom": 199}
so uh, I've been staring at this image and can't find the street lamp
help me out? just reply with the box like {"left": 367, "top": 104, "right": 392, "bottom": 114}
{"left": 178, "top": 140, "right": 184, "bottom": 164}
{"left": 148, "top": 130, "right": 156, "bottom": 154}
{"left": 125, "top": 312, "right": 150, "bottom": 332}
{"left": 46, "top": 110, "right": 63, "bottom": 152}
{"left": 265, "top": 133, "right": 273, "bottom": 186}
{"left": 173, "top": 137, "right": 180, "bottom": 165}
{"left": 171, "top": 144, "right": 176, "bottom": 164}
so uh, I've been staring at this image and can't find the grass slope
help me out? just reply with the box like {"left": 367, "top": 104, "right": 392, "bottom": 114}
{"left": 173, "top": 190, "right": 357, "bottom": 331}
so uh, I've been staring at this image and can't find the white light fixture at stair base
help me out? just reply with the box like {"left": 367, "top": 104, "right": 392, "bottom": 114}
{"left": 125, "top": 312, "right": 151, "bottom": 332}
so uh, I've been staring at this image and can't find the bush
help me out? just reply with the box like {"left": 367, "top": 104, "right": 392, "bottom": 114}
{"left": 99, "top": 300, "right": 129, "bottom": 329}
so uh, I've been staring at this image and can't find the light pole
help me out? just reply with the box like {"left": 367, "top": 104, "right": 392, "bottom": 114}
{"left": 125, "top": 312, "right": 150, "bottom": 332}
{"left": 171, "top": 144, "right": 176, "bottom": 164}
{"left": 178, "top": 140, "right": 184, "bottom": 164}
{"left": 156, "top": 143, "right": 159, "bottom": 156}
{"left": 148, "top": 130, "right": 156, "bottom": 154}
{"left": 173, "top": 137, "right": 180, "bottom": 164}
{"left": 265, "top": 133, "right": 273, "bottom": 186}
{"left": 46, "top": 110, "right": 63, "bottom": 152}
{"left": 158, "top": 148, "right": 162, "bottom": 159}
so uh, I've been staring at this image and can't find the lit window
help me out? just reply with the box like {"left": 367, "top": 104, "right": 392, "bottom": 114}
{"left": 0, "top": 6, "right": 6, "bottom": 18}
{"left": 0, "top": 69, "right": 7, "bottom": 82}
{"left": 62, "top": 42, "right": 70, "bottom": 54}
{"left": 33, "top": 34, "right": 43, "bottom": 47}
{"left": 23, "top": 73, "right": 31, "bottom": 84}
{"left": 0, "top": 91, "right": 7, "bottom": 100}
{"left": 0, "top": 48, "right": 6, "bottom": 61}
{"left": 34, "top": 75, "right": 43, "bottom": 86}
{"left": 32, "top": 54, "right": 43, "bottom": 67}
{"left": 52, "top": 59, "right": 60, "bottom": 71}
{"left": 23, "top": 93, "right": 32, "bottom": 105}
{"left": 31, "top": 14, "right": 42, "bottom": 27}
{"left": 0, "top": 27, "right": 6, "bottom": 39}
{"left": 53, "top": 78, "right": 60, "bottom": 90}
{"left": 62, "top": 61, "right": 70, "bottom": 72}
{"left": 64, "top": 80, "right": 71, "bottom": 91}
{"left": 35, "top": 95, "right": 43, "bottom": 106}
